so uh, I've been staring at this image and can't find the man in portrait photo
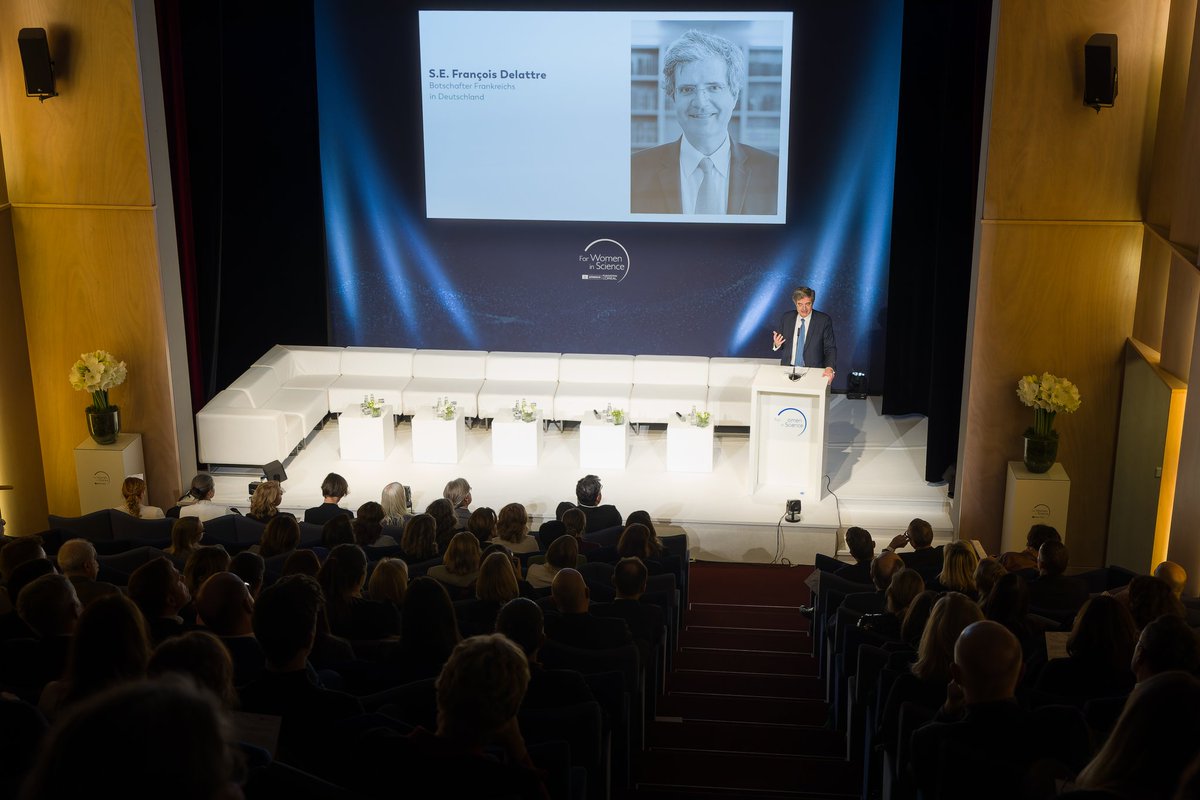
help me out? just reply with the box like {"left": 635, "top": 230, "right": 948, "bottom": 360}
{"left": 631, "top": 28, "right": 779, "bottom": 215}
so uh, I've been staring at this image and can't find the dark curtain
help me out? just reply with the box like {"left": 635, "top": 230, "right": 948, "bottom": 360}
{"left": 883, "top": 0, "right": 993, "bottom": 484}
{"left": 155, "top": 0, "right": 328, "bottom": 401}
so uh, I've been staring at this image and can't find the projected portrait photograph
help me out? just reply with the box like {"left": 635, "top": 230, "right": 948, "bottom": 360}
{"left": 630, "top": 20, "right": 785, "bottom": 216}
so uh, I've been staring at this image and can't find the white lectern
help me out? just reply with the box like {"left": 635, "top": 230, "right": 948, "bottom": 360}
{"left": 748, "top": 366, "right": 829, "bottom": 497}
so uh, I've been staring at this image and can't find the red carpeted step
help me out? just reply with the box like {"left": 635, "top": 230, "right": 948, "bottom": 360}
{"left": 667, "top": 670, "right": 824, "bottom": 700}
{"left": 672, "top": 647, "right": 815, "bottom": 676}
{"left": 687, "top": 562, "right": 814, "bottom": 607}
{"left": 655, "top": 692, "right": 829, "bottom": 726}
{"left": 679, "top": 626, "right": 811, "bottom": 654}
{"left": 646, "top": 719, "right": 845, "bottom": 758}
{"left": 634, "top": 750, "right": 858, "bottom": 796}
{"left": 686, "top": 604, "right": 809, "bottom": 632}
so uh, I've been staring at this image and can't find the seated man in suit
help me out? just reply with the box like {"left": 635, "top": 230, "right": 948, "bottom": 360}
{"left": 883, "top": 518, "right": 943, "bottom": 576}
{"left": 840, "top": 552, "right": 903, "bottom": 616}
{"left": 594, "top": 557, "right": 665, "bottom": 647}
{"left": 55, "top": 539, "right": 118, "bottom": 608}
{"left": 555, "top": 475, "right": 622, "bottom": 534}
{"left": 998, "top": 524, "right": 1060, "bottom": 574}
{"left": 835, "top": 527, "right": 875, "bottom": 585}
{"left": 1026, "top": 541, "right": 1089, "bottom": 613}
{"left": 194, "top": 571, "right": 265, "bottom": 687}
{"left": 496, "top": 597, "right": 595, "bottom": 711}
{"left": 631, "top": 29, "right": 779, "bottom": 216}
{"left": 544, "top": 569, "right": 631, "bottom": 651}
{"left": 126, "top": 557, "right": 191, "bottom": 646}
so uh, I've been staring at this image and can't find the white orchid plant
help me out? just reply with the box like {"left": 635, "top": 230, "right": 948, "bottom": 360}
{"left": 69, "top": 350, "right": 127, "bottom": 410}
{"left": 1016, "top": 372, "right": 1081, "bottom": 438}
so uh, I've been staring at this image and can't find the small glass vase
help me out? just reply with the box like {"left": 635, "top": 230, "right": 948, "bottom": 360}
{"left": 1023, "top": 432, "right": 1058, "bottom": 474}
{"left": 86, "top": 405, "right": 121, "bottom": 445}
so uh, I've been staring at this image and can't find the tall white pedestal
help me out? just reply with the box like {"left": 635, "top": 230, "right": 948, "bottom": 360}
{"left": 338, "top": 403, "right": 395, "bottom": 461}
{"left": 491, "top": 415, "right": 544, "bottom": 466}
{"left": 666, "top": 418, "right": 714, "bottom": 473}
{"left": 748, "top": 367, "right": 829, "bottom": 497}
{"left": 411, "top": 413, "right": 466, "bottom": 464}
{"left": 1001, "top": 461, "right": 1070, "bottom": 554}
{"left": 579, "top": 418, "right": 628, "bottom": 469}
{"left": 74, "top": 433, "right": 145, "bottom": 513}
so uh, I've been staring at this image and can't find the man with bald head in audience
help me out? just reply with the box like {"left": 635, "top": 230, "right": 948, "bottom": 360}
{"left": 195, "top": 571, "right": 265, "bottom": 686}
{"left": 544, "top": 568, "right": 632, "bottom": 651}
{"left": 56, "top": 539, "right": 118, "bottom": 608}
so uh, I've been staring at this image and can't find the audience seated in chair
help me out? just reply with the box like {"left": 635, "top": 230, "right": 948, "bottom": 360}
{"left": 525, "top": 535, "right": 578, "bottom": 590}
{"left": 974, "top": 557, "right": 1007, "bottom": 601}
{"left": 389, "top": 576, "right": 461, "bottom": 682}
{"left": 428, "top": 531, "right": 482, "bottom": 590}
{"left": 1027, "top": 541, "right": 1089, "bottom": 614}
{"left": 257, "top": 515, "right": 302, "bottom": 560}
{"left": 443, "top": 477, "right": 474, "bottom": 530}
{"left": 625, "top": 510, "right": 665, "bottom": 557}
{"left": 194, "top": 571, "right": 264, "bottom": 687}
{"left": 401, "top": 514, "right": 440, "bottom": 562}
{"left": 352, "top": 501, "right": 395, "bottom": 548}
{"left": 856, "top": 567, "right": 924, "bottom": 640}
{"left": 1034, "top": 595, "right": 1137, "bottom": 702}
{"left": 426, "top": 498, "right": 462, "bottom": 553}
{"left": 981, "top": 573, "right": 1046, "bottom": 666}
{"left": 497, "top": 597, "right": 596, "bottom": 711}
{"left": 229, "top": 550, "right": 265, "bottom": 599}
{"left": 560, "top": 508, "right": 597, "bottom": 553}
{"left": 245, "top": 479, "right": 286, "bottom": 524}
{"left": 177, "top": 472, "right": 228, "bottom": 522}
{"left": 304, "top": 472, "right": 353, "bottom": 526}
{"left": 184, "top": 546, "right": 232, "bottom": 601}
{"left": 836, "top": 526, "right": 875, "bottom": 585}
{"left": 115, "top": 476, "right": 165, "bottom": 520}
{"left": 127, "top": 556, "right": 192, "bottom": 646}
{"left": 467, "top": 506, "right": 498, "bottom": 547}
{"left": 882, "top": 518, "right": 943, "bottom": 575}
{"left": 1132, "top": 613, "right": 1200, "bottom": 681}
{"left": 490, "top": 503, "right": 539, "bottom": 554}
{"left": 458, "top": 551, "right": 522, "bottom": 637}
{"left": 1125, "top": 574, "right": 1187, "bottom": 631}
{"left": 842, "top": 551, "right": 904, "bottom": 616}
{"left": 319, "top": 514, "right": 354, "bottom": 550}
{"left": 147, "top": 629, "right": 239, "bottom": 709}
{"left": 165, "top": 517, "right": 205, "bottom": 563}
{"left": 928, "top": 540, "right": 980, "bottom": 600}
{"left": 381, "top": 480, "right": 414, "bottom": 530}
{"left": 593, "top": 556, "right": 666, "bottom": 647}
{"left": 367, "top": 557, "right": 408, "bottom": 610}
{"left": 56, "top": 540, "right": 118, "bottom": 609}
{"left": 998, "top": 524, "right": 1060, "bottom": 574}
{"left": 0, "top": 560, "right": 56, "bottom": 641}
{"left": 1, "top": 535, "right": 47, "bottom": 590}
{"left": 318, "top": 544, "right": 398, "bottom": 641}
{"left": 556, "top": 474, "right": 622, "bottom": 533}
{"left": 10, "top": 574, "right": 81, "bottom": 696}
{"left": 544, "top": 568, "right": 632, "bottom": 651}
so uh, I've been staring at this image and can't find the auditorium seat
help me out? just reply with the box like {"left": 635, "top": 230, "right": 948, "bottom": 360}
{"left": 326, "top": 346, "right": 415, "bottom": 413}
{"left": 628, "top": 355, "right": 709, "bottom": 425}
{"left": 476, "top": 351, "right": 561, "bottom": 421}
{"left": 705, "top": 357, "right": 780, "bottom": 427}
{"left": 551, "top": 353, "right": 635, "bottom": 423}
{"left": 401, "top": 349, "right": 487, "bottom": 418}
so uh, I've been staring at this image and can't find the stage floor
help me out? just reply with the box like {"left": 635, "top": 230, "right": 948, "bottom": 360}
{"left": 208, "top": 395, "right": 951, "bottom": 565}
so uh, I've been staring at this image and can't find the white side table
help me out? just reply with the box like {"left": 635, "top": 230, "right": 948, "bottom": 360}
{"left": 74, "top": 433, "right": 145, "bottom": 513}
{"left": 338, "top": 404, "right": 395, "bottom": 461}
{"left": 667, "top": 418, "right": 714, "bottom": 472}
{"left": 1001, "top": 461, "right": 1070, "bottom": 554}
{"left": 411, "top": 412, "right": 466, "bottom": 464}
{"left": 579, "top": 417, "right": 628, "bottom": 469}
{"left": 491, "top": 415, "right": 543, "bottom": 466}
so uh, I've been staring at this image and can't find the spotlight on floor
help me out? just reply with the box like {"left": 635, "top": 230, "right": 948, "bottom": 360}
{"left": 785, "top": 499, "right": 802, "bottom": 523}
{"left": 847, "top": 370, "right": 867, "bottom": 399}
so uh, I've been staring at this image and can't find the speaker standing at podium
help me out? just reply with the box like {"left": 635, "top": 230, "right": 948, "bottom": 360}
{"left": 771, "top": 286, "right": 837, "bottom": 383}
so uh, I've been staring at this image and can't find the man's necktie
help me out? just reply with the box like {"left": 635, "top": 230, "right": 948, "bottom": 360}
{"left": 797, "top": 317, "right": 806, "bottom": 367}
{"left": 696, "top": 157, "right": 720, "bottom": 214}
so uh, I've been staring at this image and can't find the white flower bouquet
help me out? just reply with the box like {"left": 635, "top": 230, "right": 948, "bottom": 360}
{"left": 1016, "top": 372, "right": 1081, "bottom": 437}
{"left": 69, "top": 350, "right": 127, "bottom": 409}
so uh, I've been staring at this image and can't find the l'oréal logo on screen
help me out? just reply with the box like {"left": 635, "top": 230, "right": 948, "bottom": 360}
{"left": 578, "top": 238, "right": 630, "bottom": 283}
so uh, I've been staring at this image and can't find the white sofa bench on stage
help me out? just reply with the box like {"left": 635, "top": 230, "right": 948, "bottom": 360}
{"left": 477, "top": 352, "right": 560, "bottom": 420}
{"left": 629, "top": 355, "right": 710, "bottom": 425}
{"left": 551, "top": 353, "right": 635, "bottom": 423}
{"left": 401, "top": 349, "right": 487, "bottom": 418}
{"left": 327, "top": 347, "right": 415, "bottom": 412}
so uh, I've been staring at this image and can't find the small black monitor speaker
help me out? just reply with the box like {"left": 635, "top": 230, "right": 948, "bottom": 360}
{"left": 17, "top": 28, "right": 57, "bottom": 99}
{"left": 1084, "top": 33, "right": 1117, "bottom": 110}
{"left": 262, "top": 460, "right": 287, "bottom": 482}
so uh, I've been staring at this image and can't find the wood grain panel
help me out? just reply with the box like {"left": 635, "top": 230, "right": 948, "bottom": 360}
{"left": 1168, "top": 5, "right": 1200, "bottom": 250}
{"left": 959, "top": 222, "right": 1143, "bottom": 567}
{"left": 984, "top": 0, "right": 1170, "bottom": 221}
{"left": 12, "top": 206, "right": 180, "bottom": 514}
{"left": 1132, "top": 227, "right": 1172, "bottom": 351}
{"left": 0, "top": 207, "right": 48, "bottom": 535}
{"left": 1146, "top": 0, "right": 1198, "bottom": 228}
{"left": 0, "top": 0, "right": 151, "bottom": 206}
{"left": 1158, "top": 249, "right": 1200, "bottom": 380}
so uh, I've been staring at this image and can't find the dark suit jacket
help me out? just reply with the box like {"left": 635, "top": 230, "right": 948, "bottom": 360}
{"left": 593, "top": 598, "right": 665, "bottom": 646}
{"left": 303, "top": 503, "right": 352, "bottom": 526}
{"left": 556, "top": 501, "right": 623, "bottom": 534}
{"left": 1027, "top": 574, "right": 1090, "bottom": 613}
{"left": 631, "top": 137, "right": 779, "bottom": 215}
{"left": 776, "top": 309, "right": 837, "bottom": 370}
{"left": 835, "top": 560, "right": 872, "bottom": 585}
{"left": 898, "top": 546, "right": 945, "bottom": 576}
{"left": 544, "top": 611, "right": 632, "bottom": 651}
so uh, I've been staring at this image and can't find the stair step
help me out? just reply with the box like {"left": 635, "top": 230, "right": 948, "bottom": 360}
{"left": 680, "top": 627, "right": 811, "bottom": 654}
{"left": 686, "top": 605, "right": 808, "bottom": 631}
{"left": 673, "top": 648, "right": 816, "bottom": 676}
{"left": 688, "top": 563, "right": 813, "bottom": 607}
{"left": 646, "top": 720, "right": 844, "bottom": 758}
{"left": 655, "top": 693, "right": 829, "bottom": 726}
{"left": 634, "top": 750, "right": 858, "bottom": 796}
{"left": 667, "top": 671, "right": 824, "bottom": 700}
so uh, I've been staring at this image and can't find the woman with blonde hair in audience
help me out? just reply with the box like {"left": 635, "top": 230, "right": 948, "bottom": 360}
{"left": 467, "top": 506, "right": 497, "bottom": 546}
{"left": 525, "top": 535, "right": 579, "bottom": 590}
{"left": 491, "top": 503, "right": 539, "bottom": 554}
{"left": 115, "top": 476, "right": 165, "bottom": 519}
{"left": 625, "top": 510, "right": 665, "bottom": 557}
{"left": 256, "top": 514, "right": 301, "bottom": 559}
{"left": 317, "top": 543, "right": 398, "bottom": 640}
{"left": 353, "top": 501, "right": 396, "bottom": 548}
{"left": 380, "top": 481, "right": 412, "bottom": 528}
{"left": 165, "top": 517, "right": 204, "bottom": 561}
{"left": 368, "top": 557, "right": 408, "bottom": 609}
{"left": 930, "top": 540, "right": 979, "bottom": 599}
{"left": 429, "top": 532, "right": 482, "bottom": 589}
{"left": 246, "top": 480, "right": 285, "bottom": 523}
{"left": 401, "top": 513, "right": 439, "bottom": 562}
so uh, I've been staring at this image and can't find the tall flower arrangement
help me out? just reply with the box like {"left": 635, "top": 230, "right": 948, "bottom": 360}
{"left": 69, "top": 350, "right": 128, "bottom": 409}
{"left": 1016, "top": 372, "right": 1081, "bottom": 437}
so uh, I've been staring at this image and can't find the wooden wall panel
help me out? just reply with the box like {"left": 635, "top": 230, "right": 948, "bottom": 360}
{"left": 959, "top": 222, "right": 1143, "bottom": 566}
{"left": 984, "top": 0, "right": 1170, "bottom": 221}
{"left": 0, "top": 206, "right": 48, "bottom": 535}
{"left": 1168, "top": 6, "right": 1200, "bottom": 250}
{"left": 1159, "top": 249, "right": 1200, "bottom": 380}
{"left": 11, "top": 206, "right": 180, "bottom": 514}
{"left": 1146, "top": 0, "right": 1198, "bottom": 228}
{"left": 1169, "top": 303, "right": 1200, "bottom": 596}
{"left": 1132, "top": 229, "right": 1173, "bottom": 350}
{"left": 0, "top": 0, "right": 151, "bottom": 206}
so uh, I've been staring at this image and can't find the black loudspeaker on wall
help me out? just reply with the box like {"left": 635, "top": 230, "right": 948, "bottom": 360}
{"left": 18, "top": 27, "right": 57, "bottom": 99}
{"left": 1084, "top": 33, "right": 1117, "bottom": 111}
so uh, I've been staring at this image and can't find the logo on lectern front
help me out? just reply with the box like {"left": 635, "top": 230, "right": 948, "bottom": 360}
{"left": 1031, "top": 503, "right": 1051, "bottom": 519}
{"left": 775, "top": 407, "right": 808, "bottom": 437}
{"left": 91, "top": 471, "right": 110, "bottom": 487}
